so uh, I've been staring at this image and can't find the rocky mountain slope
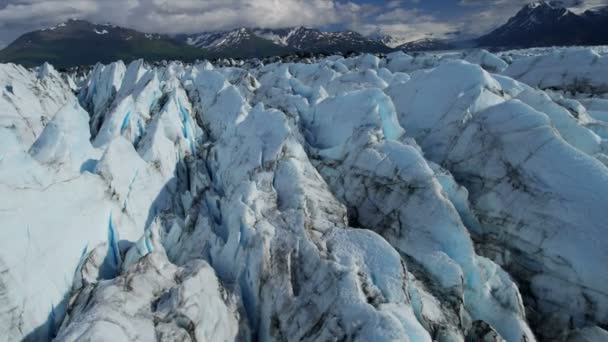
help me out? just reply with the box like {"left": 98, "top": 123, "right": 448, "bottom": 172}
{"left": 0, "top": 20, "right": 204, "bottom": 68}
{"left": 365, "top": 30, "right": 412, "bottom": 49}
{"left": 2, "top": 1, "right": 608, "bottom": 67}
{"left": 0, "top": 22, "right": 391, "bottom": 68}
{"left": 176, "top": 28, "right": 297, "bottom": 59}
{"left": 180, "top": 26, "right": 391, "bottom": 58}
{"left": 477, "top": 1, "right": 608, "bottom": 48}
{"left": 395, "top": 38, "right": 459, "bottom": 52}
{"left": 2, "top": 47, "right": 608, "bottom": 342}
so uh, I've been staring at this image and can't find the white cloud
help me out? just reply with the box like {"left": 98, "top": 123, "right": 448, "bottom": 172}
{"left": 348, "top": 4, "right": 460, "bottom": 44}
{"left": 0, "top": 0, "right": 353, "bottom": 33}
{"left": 457, "top": 0, "right": 608, "bottom": 36}
{"left": 0, "top": 0, "right": 607, "bottom": 47}
{"left": 0, "top": 1, "right": 98, "bottom": 25}
{"left": 358, "top": 21, "right": 457, "bottom": 42}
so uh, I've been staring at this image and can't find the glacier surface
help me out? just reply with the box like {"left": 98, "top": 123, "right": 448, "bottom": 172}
{"left": 1, "top": 47, "right": 608, "bottom": 341}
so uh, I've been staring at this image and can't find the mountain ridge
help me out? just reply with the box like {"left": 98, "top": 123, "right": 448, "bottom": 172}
{"left": 2, "top": 2, "right": 608, "bottom": 68}
{"left": 477, "top": 1, "right": 608, "bottom": 48}
{"left": 0, "top": 19, "right": 205, "bottom": 67}
{"left": 0, "top": 20, "right": 392, "bottom": 67}
{"left": 178, "top": 26, "right": 391, "bottom": 57}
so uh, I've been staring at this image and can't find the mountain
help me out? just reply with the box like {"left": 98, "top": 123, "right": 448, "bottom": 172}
{"left": 180, "top": 26, "right": 391, "bottom": 58}
{"left": 4, "top": 1, "right": 608, "bottom": 68}
{"left": 366, "top": 30, "right": 411, "bottom": 48}
{"left": 0, "top": 20, "right": 204, "bottom": 68}
{"left": 0, "top": 22, "right": 392, "bottom": 67}
{"left": 477, "top": 1, "right": 608, "bottom": 48}
{"left": 175, "top": 28, "right": 296, "bottom": 59}
{"left": 396, "top": 38, "right": 456, "bottom": 52}
{"left": 262, "top": 27, "right": 391, "bottom": 54}
{"left": 581, "top": 6, "right": 608, "bottom": 45}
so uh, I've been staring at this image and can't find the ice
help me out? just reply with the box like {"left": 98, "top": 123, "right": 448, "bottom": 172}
{"left": 137, "top": 85, "right": 202, "bottom": 169}
{"left": 388, "top": 59, "right": 608, "bottom": 339}
{"left": 29, "top": 100, "right": 100, "bottom": 173}
{"left": 56, "top": 252, "right": 243, "bottom": 342}
{"left": 164, "top": 84, "right": 430, "bottom": 340}
{"left": 2, "top": 46, "right": 608, "bottom": 341}
{"left": 463, "top": 49, "right": 508, "bottom": 73}
{"left": 0, "top": 61, "right": 198, "bottom": 340}
{"left": 387, "top": 60, "right": 505, "bottom": 161}
{"left": 80, "top": 61, "right": 126, "bottom": 135}
{"left": 566, "top": 326, "right": 608, "bottom": 342}
{"left": 493, "top": 74, "right": 606, "bottom": 159}
{"left": 341, "top": 53, "right": 381, "bottom": 71}
{"left": 187, "top": 69, "right": 249, "bottom": 140}
{"left": 305, "top": 90, "right": 533, "bottom": 341}
{"left": 387, "top": 52, "right": 438, "bottom": 73}
{"left": 504, "top": 48, "right": 608, "bottom": 94}
{"left": 304, "top": 88, "right": 404, "bottom": 152}
{"left": 324, "top": 69, "right": 388, "bottom": 96}
{"left": 93, "top": 65, "right": 162, "bottom": 147}
{"left": 0, "top": 63, "right": 72, "bottom": 147}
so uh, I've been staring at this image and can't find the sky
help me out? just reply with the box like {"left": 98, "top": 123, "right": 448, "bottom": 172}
{"left": 0, "top": 0, "right": 607, "bottom": 47}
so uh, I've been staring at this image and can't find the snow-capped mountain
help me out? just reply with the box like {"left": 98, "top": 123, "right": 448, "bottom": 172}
{"left": 3, "top": 46, "right": 608, "bottom": 341}
{"left": 0, "top": 19, "right": 203, "bottom": 67}
{"left": 2, "top": 2, "right": 608, "bottom": 69}
{"left": 396, "top": 38, "right": 456, "bottom": 52}
{"left": 366, "top": 30, "right": 411, "bottom": 48}
{"left": 0, "top": 22, "right": 391, "bottom": 67}
{"left": 477, "top": 1, "right": 608, "bottom": 48}
{"left": 181, "top": 26, "right": 391, "bottom": 57}
{"left": 176, "top": 28, "right": 296, "bottom": 59}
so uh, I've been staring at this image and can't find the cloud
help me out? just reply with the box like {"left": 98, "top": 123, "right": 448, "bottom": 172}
{"left": 346, "top": 3, "right": 461, "bottom": 43}
{"left": 0, "top": 0, "right": 142, "bottom": 32}
{"left": 0, "top": 0, "right": 363, "bottom": 46}
{"left": 0, "top": 0, "right": 352, "bottom": 33}
{"left": 0, "top": 1, "right": 98, "bottom": 26}
{"left": 129, "top": 0, "right": 352, "bottom": 33}
{"left": 456, "top": 0, "right": 608, "bottom": 35}
{"left": 0, "top": 0, "right": 607, "bottom": 47}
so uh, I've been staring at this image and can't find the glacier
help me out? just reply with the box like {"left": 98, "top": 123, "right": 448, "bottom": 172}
{"left": 1, "top": 47, "right": 608, "bottom": 341}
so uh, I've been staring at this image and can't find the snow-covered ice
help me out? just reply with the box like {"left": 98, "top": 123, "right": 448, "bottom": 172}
{"left": 2, "top": 47, "right": 608, "bottom": 341}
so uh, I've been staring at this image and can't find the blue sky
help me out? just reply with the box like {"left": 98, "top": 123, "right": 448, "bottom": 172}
{"left": 0, "top": 0, "right": 607, "bottom": 47}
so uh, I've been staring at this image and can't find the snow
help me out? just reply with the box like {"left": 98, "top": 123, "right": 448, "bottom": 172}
{"left": 463, "top": 49, "right": 508, "bottom": 73}
{"left": 56, "top": 252, "right": 242, "bottom": 342}
{"left": 252, "top": 29, "right": 290, "bottom": 46}
{"left": 504, "top": 48, "right": 608, "bottom": 94}
{"left": 0, "top": 60, "right": 199, "bottom": 341}
{"left": 0, "top": 117, "right": 130, "bottom": 340}
{"left": 388, "top": 58, "right": 608, "bottom": 339}
{"left": 2, "top": 45, "right": 608, "bottom": 341}
{"left": 493, "top": 74, "right": 606, "bottom": 159}
{"left": 304, "top": 88, "right": 404, "bottom": 152}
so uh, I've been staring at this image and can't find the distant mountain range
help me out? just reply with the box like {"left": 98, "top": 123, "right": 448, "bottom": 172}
{"left": 365, "top": 30, "right": 411, "bottom": 48}
{"left": 0, "top": 1, "right": 607, "bottom": 67}
{"left": 0, "top": 20, "right": 390, "bottom": 67}
{"left": 0, "top": 20, "right": 203, "bottom": 67}
{"left": 394, "top": 38, "right": 460, "bottom": 52}
{"left": 397, "top": 1, "right": 608, "bottom": 52}
{"left": 177, "top": 27, "right": 390, "bottom": 59}
{"left": 477, "top": 1, "right": 608, "bottom": 48}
